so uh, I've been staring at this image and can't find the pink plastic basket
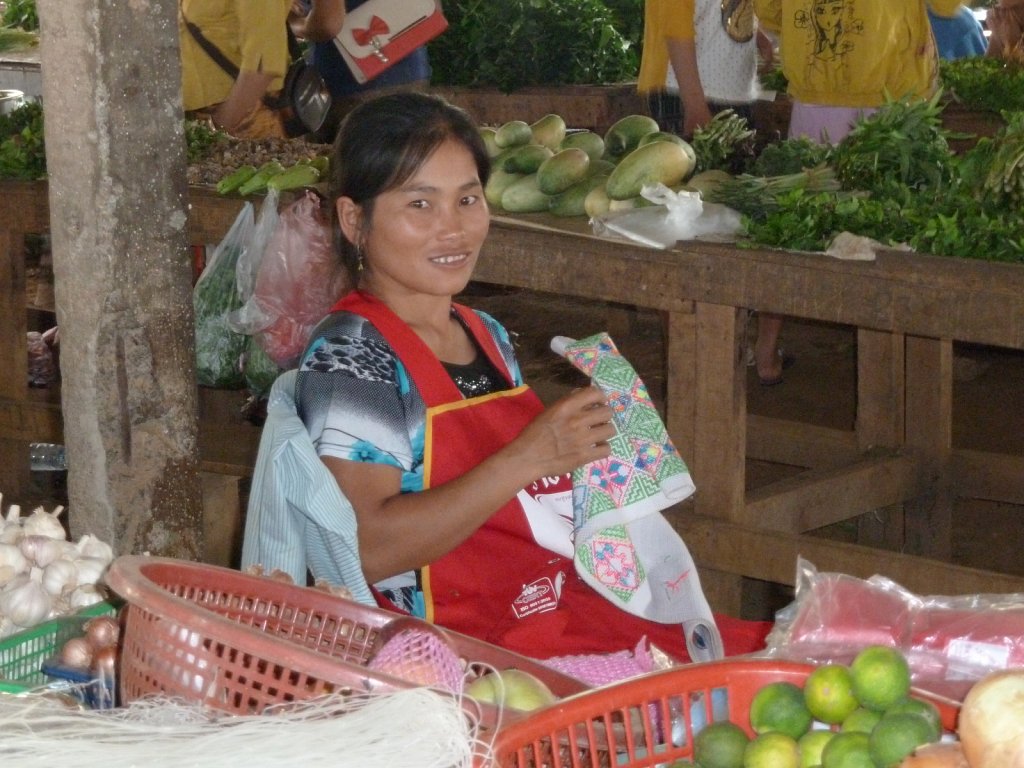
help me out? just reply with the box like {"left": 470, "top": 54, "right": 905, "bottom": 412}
{"left": 104, "top": 556, "right": 588, "bottom": 728}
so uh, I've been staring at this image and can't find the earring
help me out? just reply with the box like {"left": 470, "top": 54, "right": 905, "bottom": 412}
{"left": 356, "top": 246, "right": 365, "bottom": 273}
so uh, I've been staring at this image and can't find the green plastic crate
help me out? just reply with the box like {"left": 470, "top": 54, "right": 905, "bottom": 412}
{"left": 0, "top": 601, "right": 118, "bottom": 694}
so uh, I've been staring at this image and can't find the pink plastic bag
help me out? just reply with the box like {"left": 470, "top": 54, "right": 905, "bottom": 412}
{"left": 248, "top": 190, "right": 350, "bottom": 368}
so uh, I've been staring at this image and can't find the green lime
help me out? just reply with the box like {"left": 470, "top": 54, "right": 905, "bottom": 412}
{"left": 849, "top": 646, "right": 911, "bottom": 712}
{"left": 840, "top": 707, "right": 881, "bottom": 734}
{"left": 798, "top": 729, "right": 836, "bottom": 768}
{"left": 804, "top": 664, "right": 860, "bottom": 725}
{"left": 744, "top": 731, "right": 800, "bottom": 768}
{"left": 884, "top": 697, "right": 942, "bottom": 742}
{"left": 821, "top": 730, "right": 873, "bottom": 768}
{"left": 694, "top": 720, "right": 750, "bottom": 768}
{"left": 749, "top": 681, "right": 813, "bottom": 739}
{"left": 868, "top": 712, "right": 935, "bottom": 768}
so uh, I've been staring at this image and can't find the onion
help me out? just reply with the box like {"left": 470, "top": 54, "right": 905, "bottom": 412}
{"left": 60, "top": 636, "right": 93, "bottom": 669}
{"left": 84, "top": 615, "right": 120, "bottom": 650}
{"left": 958, "top": 669, "right": 1024, "bottom": 768}
{"left": 92, "top": 645, "right": 118, "bottom": 681}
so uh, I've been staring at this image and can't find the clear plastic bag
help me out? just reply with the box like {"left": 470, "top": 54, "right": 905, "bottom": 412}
{"left": 764, "top": 557, "right": 1024, "bottom": 701}
{"left": 591, "top": 183, "right": 743, "bottom": 249}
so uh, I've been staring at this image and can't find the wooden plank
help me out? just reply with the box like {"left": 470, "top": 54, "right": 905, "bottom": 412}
{"left": 953, "top": 448, "right": 1024, "bottom": 505}
{"left": 664, "top": 306, "right": 696, "bottom": 461}
{"left": 746, "top": 414, "right": 859, "bottom": 470}
{"left": 671, "top": 513, "right": 1024, "bottom": 595}
{"left": 904, "top": 336, "right": 954, "bottom": 559}
{"left": 0, "top": 396, "right": 62, "bottom": 442}
{"left": 856, "top": 329, "right": 905, "bottom": 450}
{"left": 742, "top": 453, "right": 918, "bottom": 532}
{"left": 0, "top": 228, "right": 27, "bottom": 400}
{"left": 692, "top": 303, "right": 746, "bottom": 521}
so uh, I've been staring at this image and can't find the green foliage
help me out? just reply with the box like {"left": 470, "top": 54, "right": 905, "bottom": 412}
{"left": 691, "top": 109, "right": 757, "bottom": 173}
{"left": 751, "top": 136, "right": 832, "bottom": 177}
{"left": 0, "top": 99, "right": 44, "bottom": 179}
{"left": 1, "top": 0, "right": 38, "bottom": 31}
{"left": 940, "top": 57, "right": 1024, "bottom": 113}
{"left": 184, "top": 119, "right": 228, "bottom": 163}
{"left": 428, "top": 0, "right": 638, "bottom": 92}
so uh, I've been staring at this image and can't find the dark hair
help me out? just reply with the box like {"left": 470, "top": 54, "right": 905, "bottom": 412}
{"left": 328, "top": 92, "right": 491, "bottom": 281}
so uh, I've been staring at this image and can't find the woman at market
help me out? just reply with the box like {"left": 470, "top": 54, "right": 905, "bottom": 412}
{"left": 927, "top": 3, "right": 987, "bottom": 61}
{"left": 637, "top": 0, "right": 791, "bottom": 386}
{"left": 179, "top": 0, "right": 292, "bottom": 139}
{"left": 289, "top": 0, "right": 432, "bottom": 143}
{"left": 987, "top": 0, "right": 1024, "bottom": 62}
{"left": 286, "top": 91, "right": 769, "bottom": 662}
{"left": 753, "top": 0, "right": 964, "bottom": 143}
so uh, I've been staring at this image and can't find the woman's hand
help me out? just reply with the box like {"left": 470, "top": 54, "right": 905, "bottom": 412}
{"left": 500, "top": 386, "right": 615, "bottom": 482}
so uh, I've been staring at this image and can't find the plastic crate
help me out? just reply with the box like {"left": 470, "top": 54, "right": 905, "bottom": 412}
{"left": 104, "top": 555, "right": 589, "bottom": 728}
{"left": 0, "top": 601, "right": 119, "bottom": 695}
{"left": 39, "top": 657, "right": 116, "bottom": 709}
{"left": 490, "top": 659, "right": 961, "bottom": 768}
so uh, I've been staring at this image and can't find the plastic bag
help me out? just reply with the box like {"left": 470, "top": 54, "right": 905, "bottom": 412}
{"left": 246, "top": 189, "right": 349, "bottom": 368}
{"left": 227, "top": 188, "right": 281, "bottom": 335}
{"left": 193, "top": 203, "right": 254, "bottom": 388}
{"left": 764, "top": 557, "right": 1024, "bottom": 702}
{"left": 591, "top": 183, "right": 743, "bottom": 249}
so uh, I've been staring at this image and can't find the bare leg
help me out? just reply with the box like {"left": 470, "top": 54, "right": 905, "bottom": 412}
{"left": 754, "top": 313, "right": 785, "bottom": 382}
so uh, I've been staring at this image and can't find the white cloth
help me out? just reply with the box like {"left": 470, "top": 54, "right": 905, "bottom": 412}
{"left": 241, "top": 369, "right": 374, "bottom": 604}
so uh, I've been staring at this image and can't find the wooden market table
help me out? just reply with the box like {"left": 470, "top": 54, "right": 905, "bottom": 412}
{"left": 3, "top": 182, "right": 1024, "bottom": 603}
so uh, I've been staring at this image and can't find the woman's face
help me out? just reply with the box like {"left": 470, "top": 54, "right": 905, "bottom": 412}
{"left": 343, "top": 137, "right": 490, "bottom": 302}
{"left": 813, "top": 0, "right": 844, "bottom": 32}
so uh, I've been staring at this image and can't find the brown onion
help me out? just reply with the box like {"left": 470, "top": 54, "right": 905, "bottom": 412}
{"left": 92, "top": 645, "right": 117, "bottom": 682}
{"left": 60, "top": 636, "right": 93, "bottom": 669}
{"left": 83, "top": 615, "right": 120, "bottom": 650}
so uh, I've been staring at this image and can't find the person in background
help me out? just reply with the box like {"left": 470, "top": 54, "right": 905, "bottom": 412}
{"left": 637, "top": 0, "right": 791, "bottom": 386}
{"left": 987, "top": 0, "right": 1024, "bottom": 61}
{"left": 290, "top": 91, "right": 770, "bottom": 661}
{"left": 289, "top": 0, "right": 431, "bottom": 143}
{"left": 754, "top": 0, "right": 965, "bottom": 144}
{"left": 928, "top": 4, "right": 987, "bottom": 60}
{"left": 179, "top": 0, "right": 292, "bottom": 139}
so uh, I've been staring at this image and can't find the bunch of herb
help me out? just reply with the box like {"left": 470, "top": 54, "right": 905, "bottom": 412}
{"left": 831, "top": 91, "right": 957, "bottom": 202}
{"left": 691, "top": 109, "right": 757, "bottom": 173}
{"left": 977, "top": 110, "right": 1024, "bottom": 208}
{"left": 184, "top": 119, "right": 228, "bottom": 164}
{"left": 759, "top": 66, "right": 789, "bottom": 94}
{"left": 1, "top": 0, "right": 37, "bottom": 31}
{"left": 428, "top": 0, "right": 637, "bottom": 92}
{"left": 0, "top": 99, "right": 44, "bottom": 179}
{"left": 751, "top": 136, "right": 832, "bottom": 176}
{"left": 940, "top": 57, "right": 1024, "bottom": 113}
{"left": 704, "top": 163, "right": 841, "bottom": 220}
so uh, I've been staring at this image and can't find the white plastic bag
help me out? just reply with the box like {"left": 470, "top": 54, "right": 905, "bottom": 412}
{"left": 591, "top": 183, "right": 743, "bottom": 249}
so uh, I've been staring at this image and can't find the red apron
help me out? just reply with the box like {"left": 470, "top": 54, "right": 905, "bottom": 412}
{"left": 334, "top": 291, "right": 769, "bottom": 660}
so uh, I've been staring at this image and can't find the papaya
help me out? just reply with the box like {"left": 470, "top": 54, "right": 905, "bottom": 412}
{"left": 494, "top": 119, "right": 534, "bottom": 149}
{"left": 603, "top": 114, "right": 660, "bottom": 158}
{"left": 498, "top": 144, "right": 554, "bottom": 174}
{"left": 479, "top": 127, "right": 502, "bottom": 158}
{"left": 548, "top": 174, "right": 609, "bottom": 217}
{"left": 530, "top": 113, "right": 567, "bottom": 152}
{"left": 537, "top": 148, "right": 591, "bottom": 195}
{"left": 500, "top": 173, "right": 551, "bottom": 213}
{"left": 560, "top": 130, "right": 606, "bottom": 163}
{"left": 608, "top": 195, "right": 655, "bottom": 212}
{"left": 605, "top": 141, "right": 692, "bottom": 200}
{"left": 584, "top": 182, "right": 613, "bottom": 218}
{"left": 683, "top": 168, "right": 735, "bottom": 199}
{"left": 484, "top": 168, "right": 525, "bottom": 209}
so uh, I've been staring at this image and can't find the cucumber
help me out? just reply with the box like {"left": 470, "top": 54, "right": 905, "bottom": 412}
{"left": 605, "top": 141, "right": 692, "bottom": 200}
{"left": 494, "top": 119, "right": 533, "bottom": 149}
{"left": 530, "top": 113, "right": 567, "bottom": 152}
{"left": 560, "top": 130, "right": 606, "bottom": 163}
{"left": 498, "top": 144, "right": 554, "bottom": 174}
{"left": 266, "top": 162, "right": 320, "bottom": 192}
{"left": 500, "top": 173, "right": 551, "bottom": 213}
{"left": 603, "top": 114, "right": 660, "bottom": 158}
{"left": 237, "top": 161, "right": 285, "bottom": 196}
{"left": 548, "top": 174, "right": 609, "bottom": 217}
{"left": 537, "top": 148, "right": 591, "bottom": 195}
{"left": 216, "top": 164, "right": 258, "bottom": 196}
{"left": 484, "top": 167, "right": 525, "bottom": 208}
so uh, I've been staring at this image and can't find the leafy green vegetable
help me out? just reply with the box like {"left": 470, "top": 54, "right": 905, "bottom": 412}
{"left": 0, "top": 100, "right": 44, "bottom": 180}
{"left": 184, "top": 119, "right": 228, "bottom": 164}
{"left": 1, "top": 0, "right": 37, "bottom": 32}
{"left": 751, "top": 137, "right": 832, "bottom": 177}
{"left": 940, "top": 57, "right": 1024, "bottom": 113}
{"left": 428, "top": 0, "right": 638, "bottom": 92}
{"left": 691, "top": 109, "right": 757, "bottom": 173}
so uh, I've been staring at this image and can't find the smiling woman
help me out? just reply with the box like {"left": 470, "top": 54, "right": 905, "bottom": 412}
{"left": 243, "top": 91, "right": 770, "bottom": 664}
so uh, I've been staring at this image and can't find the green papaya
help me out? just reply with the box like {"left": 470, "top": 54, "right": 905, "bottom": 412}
{"left": 537, "top": 148, "right": 591, "bottom": 195}
{"left": 603, "top": 114, "right": 660, "bottom": 158}
{"left": 605, "top": 141, "right": 692, "bottom": 200}
{"left": 548, "top": 174, "right": 609, "bottom": 217}
{"left": 479, "top": 127, "right": 502, "bottom": 158}
{"left": 500, "top": 173, "right": 550, "bottom": 213}
{"left": 498, "top": 144, "right": 554, "bottom": 175}
{"left": 494, "top": 119, "right": 534, "bottom": 149}
{"left": 530, "top": 113, "right": 567, "bottom": 152}
{"left": 560, "top": 131, "right": 606, "bottom": 163}
{"left": 683, "top": 169, "right": 735, "bottom": 199}
{"left": 584, "top": 182, "right": 613, "bottom": 218}
{"left": 638, "top": 132, "right": 698, "bottom": 177}
{"left": 484, "top": 168, "right": 525, "bottom": 209}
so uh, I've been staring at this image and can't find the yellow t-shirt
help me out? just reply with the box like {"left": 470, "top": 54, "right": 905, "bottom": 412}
{"left": 179, "top": 0, "right": 291, "bottom": 111}
{"left": 638, "top": 0, "right": 697, "bottom": 93}
{"left": 753, "top": 0, "right": 962, "bottom": 108}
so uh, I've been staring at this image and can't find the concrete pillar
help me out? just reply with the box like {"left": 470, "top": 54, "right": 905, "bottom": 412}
{"left": 37, "top": 0, "right": 202, "bottom": 558}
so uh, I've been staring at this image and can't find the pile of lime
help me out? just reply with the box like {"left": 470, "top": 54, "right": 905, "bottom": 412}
{"left": 690, "top": 646, "right": 944, "bottom": 768}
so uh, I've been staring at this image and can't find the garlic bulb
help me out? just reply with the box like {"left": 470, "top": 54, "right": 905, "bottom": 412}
{"left": 0, "top": 564, "right": 17, "bottom": 588}
{"left": 75, "top": 534, "right": 114, "bottom": 565}
{"left": 41, "top": 557, "right": 78, "bottom": 597}
{"left": 74, "top": 556, "right": 109, "bottom": 587}
{"left": 0, "top": 571, "right": 52, "bottom": 628}
{"left": 0, "top": 542, "right": 28, "bottom": 574}
{"left": 0, "top": 504, "right": 23, "bottom": 544}
{"left": 68, "top": 583, "right": 104, "bottom": 609}
{"left": 21, "top": 505, "right": 66, "bottom": 540}
{"left": 19, "top": 534, "right": 72, "bottom": 568}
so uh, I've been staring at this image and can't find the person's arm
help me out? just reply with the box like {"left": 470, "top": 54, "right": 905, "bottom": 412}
{"left": 212, "top": 69, "right": 276, "bottom": 133}
{"left": 293, "top": 0, "right": 346, "bottom": 42}
{"left": 327, "top": 386, "right": 614, "bottom": 584}
{"left": 667, "top": 37, "right": 712, "bottom": 137}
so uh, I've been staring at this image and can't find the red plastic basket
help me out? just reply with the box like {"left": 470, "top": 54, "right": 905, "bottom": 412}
{"left": 489, "top": 660, "right": 960, "bottom": 768}
{"left": 103, "top": 555, "right": 588, "bottom": 728}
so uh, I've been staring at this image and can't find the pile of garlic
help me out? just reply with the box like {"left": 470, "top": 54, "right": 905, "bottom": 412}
{"left": 0, "top": 494, "right": 114, "bottom": 639}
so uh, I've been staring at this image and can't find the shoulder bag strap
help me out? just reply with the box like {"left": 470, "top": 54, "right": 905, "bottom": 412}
{"left": 181, "top": 10, "right": 241, "bottom": 80}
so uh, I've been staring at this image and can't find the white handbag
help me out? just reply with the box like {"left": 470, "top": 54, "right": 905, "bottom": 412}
{"left": 333, "top": 0, "right": 447, "bottom": 85}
